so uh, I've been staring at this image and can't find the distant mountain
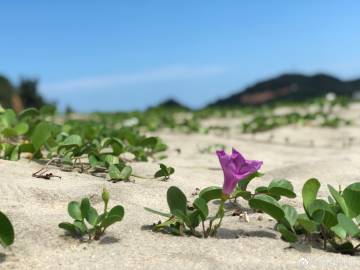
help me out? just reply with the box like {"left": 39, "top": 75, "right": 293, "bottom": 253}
{"left": 209, "top": 73, "right": 360, "bottom": 107}
{"left": 149, "top": 98, "right": 190, "bottom": 111}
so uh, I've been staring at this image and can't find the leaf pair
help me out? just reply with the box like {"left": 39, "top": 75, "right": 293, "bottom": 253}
{"left": 59, "top": 189, "right": 125, "bottom": 240}
{"left": 154, "top": 163, "right": 175, "bottom": 180}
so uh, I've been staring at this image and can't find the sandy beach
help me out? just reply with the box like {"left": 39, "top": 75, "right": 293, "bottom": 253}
{"left": 1, "top": 110, "right": 360, "bottom": 270}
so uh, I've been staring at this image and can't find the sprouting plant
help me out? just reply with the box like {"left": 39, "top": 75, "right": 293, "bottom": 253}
{"left": 0, "top": 210, "right": 14, "bottom": 247}
{"left": 59, "top": 188, "right": 125, "bottom": 241}
{"left": 154, "top": 163, "right": 175, "bottom": 180}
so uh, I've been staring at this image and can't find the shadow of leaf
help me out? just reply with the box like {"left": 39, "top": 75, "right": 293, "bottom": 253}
{"left": 217, "top": 228, "right": 278, "bottom": 239}
{"left": 0, "top": 253, "right": 6, "bottom": 264}
{"left": 99, "top": 236, "right": 120, "bottom": 245}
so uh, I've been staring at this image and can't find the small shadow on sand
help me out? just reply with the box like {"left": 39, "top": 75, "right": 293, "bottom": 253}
{"left": 211, "top": 200, "right": 252, "bottom": 212}
{"left": 217, "top": 228, "right": 277, "bottom": 240}
{"left": 99, "top": 236, "right": 120, "bottom": 245}
{"left": 0, "top": 253, "right": 6, "bottom": 264}
{"left": 141, "top": 224, "right": 154, "bottom": 231}
{"left": 207, "top": 167, "right": 222, "bottom": 171}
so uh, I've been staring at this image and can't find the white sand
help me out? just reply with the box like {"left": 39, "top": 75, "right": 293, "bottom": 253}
{"left": 1, "top": 116, "right": 360, "bottom": 269}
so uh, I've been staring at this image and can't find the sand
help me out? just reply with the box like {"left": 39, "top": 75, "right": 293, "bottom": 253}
{"left": 1, "top": 113, "right": 360, "bottom": 269}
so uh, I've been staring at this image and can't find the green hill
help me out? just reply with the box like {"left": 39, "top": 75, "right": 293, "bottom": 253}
{"left": 209, "top": 73, "right": 360, "bottom": 107}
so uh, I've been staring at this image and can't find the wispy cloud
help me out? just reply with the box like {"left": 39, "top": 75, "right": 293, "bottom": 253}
{"left": 40, "top": 65, "right": 226, "bottom": 92}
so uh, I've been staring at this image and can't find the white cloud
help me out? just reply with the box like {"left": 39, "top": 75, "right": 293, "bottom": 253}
{"left": 40, "top": 65, "right": 226, "bottom": 92}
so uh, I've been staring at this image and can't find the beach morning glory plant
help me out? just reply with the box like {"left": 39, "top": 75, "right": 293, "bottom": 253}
{"left": 145, "top": 148, "right": 265, "bottom": 237}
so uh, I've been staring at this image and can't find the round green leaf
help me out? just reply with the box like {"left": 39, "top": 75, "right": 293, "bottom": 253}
{"left": 68, "top": 201, "right": 82, "bottom": 221}
{"left": 302, "top": 178, "right": 320, "bottom": 213}
{"left": 342, "top": 182, "right": 360, "bottom": 218}
{"left": 167, "top": 186, "right": 187, "bottom": 216}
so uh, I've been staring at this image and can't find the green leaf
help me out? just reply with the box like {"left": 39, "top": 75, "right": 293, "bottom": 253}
{"left": 31, "top": 122, "right": 52, "bottom": 150}
{"left": 276, "top": 223, "right": 298, "bottom": 243}
{"left": 80, "top": 198, "right": 99, "bottom": 226}
{"left": 104, "top": 155, "right": 119, "bottom": 166}
{"left": 154, "top": 169, "right": 165, "bottom": 178}
{"left": 281, "top": 205, "right": 298, "bottom": 228}
{"left": 1, "top": 109, "right": 16, "bottom": 127}
{"left": 249, "top": 194, "right": 285, "bottom": 221}
{"left": 297, "top": 214, "right": 317, "bottom": 233}
{"left": 2, "top": 128, "right": 18, "bottom": 138}
{"left": 308, "top": 199, "right": 337, "bottom": 229}
{"left": 101, "top": 205, "right": 125, "bottom": 229}
{"left": 302, "top": 178, "right": 320, "bottom": 214}
{"left": 268, "top": 179, "right": 296, "bottom": 199}
{"left": 18, "top": 107, "right": 39, "bottom": 120}
{"left": 73, "top": 220, "right": 87, "bottom": 234}
{"left": 337, "top": 213, "right": 360, "bottom": 237}
{"left": 139, "top": 137, "right": 158, "bottom": 148}
{"left": 342, "top": 182, "right": 360, "bottom": 218}
{"left": 14, "top": 122, "right": 29, "bottom": 135}
{"left": 58, "top": 222, "right": 80, "bottom": 236}
{"left": 331, "top": 224, "right": 347, "bottom": 240}
{"left": 232, "top": 188, "right": 252, "bottom": 200}
{"left": 144, "top": 207, "right": 172, "bottom": 218}
{"left": 193, "top": 197, "right": 209, "bottom": 220}
{"left": 0, "top": 211, "right": 15, "bottom": 247}
{"left": 108, "top": 164, "right": 121, "bottom": 179}
{"left": 167, "top": 186, "right": 187, "bottom": 216}
{"left": 119, "top": 166, "right": 132, "bottom": 180}
{"left": 199, "top": 186, "right": 223, "bottom": 202}
{"left": 61, "top": 135, "right": 83, "bottom": 147}
{"left": 254, "top": 186, "right": 268, "bottom": 194}
{"left": 101, "top": 137, "right": 124, "bottom": 155}
{"left": 327, "top": 184, "right": 349, "bottom": 216}
{"left": 237, "top": 172, "right": 263, "bottom": 190}
{"left": 19, "top": 143, "right": 35, "bottom": 154}
{"left": 68, "top": 201, "right": 82, "bottom": 221}
{"left": 39, "top": 104, "right": 56, "bottom": 115}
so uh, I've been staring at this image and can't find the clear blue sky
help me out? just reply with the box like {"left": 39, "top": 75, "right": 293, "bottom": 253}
{"left": 1, "top": 1, "right": 360, "bottom": 112}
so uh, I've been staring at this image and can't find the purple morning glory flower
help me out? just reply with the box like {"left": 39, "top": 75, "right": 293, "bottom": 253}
{"left": 216, "top": 148, "right": 263, "bottom": 195}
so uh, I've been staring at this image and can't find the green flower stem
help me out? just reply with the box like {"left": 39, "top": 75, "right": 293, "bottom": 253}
{"left": 210, "top": 197, "right": 226, "bottom": 236}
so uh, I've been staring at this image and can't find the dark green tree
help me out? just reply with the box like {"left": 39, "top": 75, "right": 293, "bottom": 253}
{"left": 0, "top": 75, "right": 15, "bottom": 108}
{"left": 18, "top": 78, "right": 46, "bottom": 109}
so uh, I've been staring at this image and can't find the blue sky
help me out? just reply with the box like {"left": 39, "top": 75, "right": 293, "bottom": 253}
{"left": 1, "top": 1, "right": 360, "bottom": 112}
